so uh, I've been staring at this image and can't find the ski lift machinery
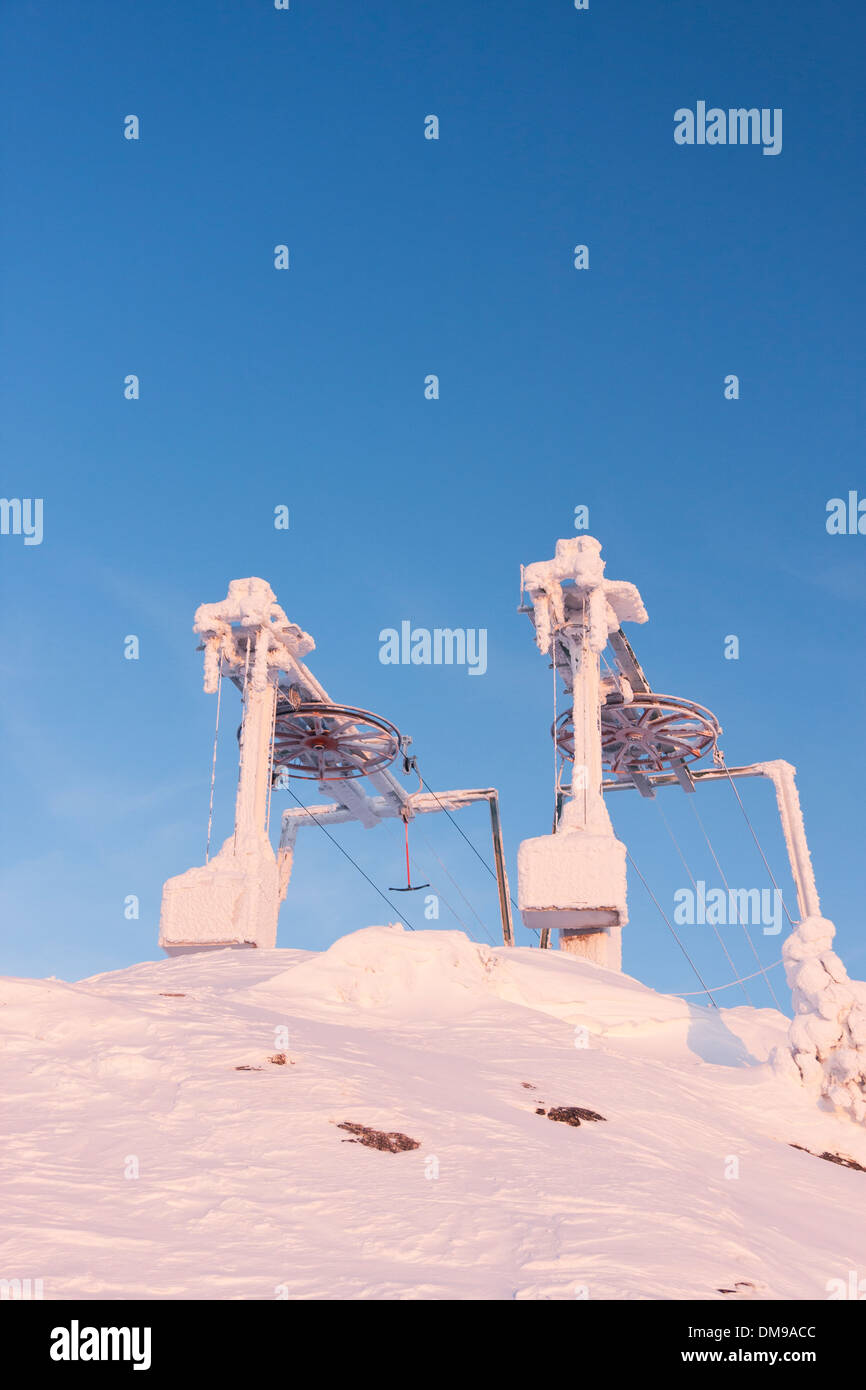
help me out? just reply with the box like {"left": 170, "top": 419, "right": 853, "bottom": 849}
{"left": 515, "top": 535, "right": 820, "bottom": 974}
{"left": 157, "top": 578, "right": 514, "bottom": 953}
{"left": 157, "top": 551, "right": 819, "bottom": 977}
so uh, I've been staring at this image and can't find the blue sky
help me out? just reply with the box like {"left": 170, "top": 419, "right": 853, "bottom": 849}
{"left": 1, "top": 0, "right": 864, "bottom": 1005}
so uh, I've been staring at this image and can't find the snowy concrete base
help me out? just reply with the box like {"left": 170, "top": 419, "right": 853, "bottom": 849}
{"left": 162, "top": 943, "right": 257, "bottom": 958}
{"left": 517, "top": 827, "right": 628, "bottom": 969}
{"left": 559, "top": 925, "right": 623, "bottom": 971}
{"left": 158, "top": 834, "right": 280, "bottom": 953}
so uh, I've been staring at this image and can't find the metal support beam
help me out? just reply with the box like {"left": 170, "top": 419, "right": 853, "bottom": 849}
{"left": 669, "top": 758, "right": 696, "bottom": 794}
{"left": 598, "top": 764, "right": 767, "bottom": 793}
{"left": 608, "top": 627, "right": 651, "bottom": 693}
{"left": 596, "top": 759, "right": 820, "bottom": 929}
{"left": 487, "top": 790, "right": 514, "bottom": 947}
{"left": 280, "top": 785, "right": 517, "bottom": 947}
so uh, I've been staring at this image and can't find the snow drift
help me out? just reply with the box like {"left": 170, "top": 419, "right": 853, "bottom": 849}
{"left": 2, "top": 927, "right": 866, "bottom": 1301}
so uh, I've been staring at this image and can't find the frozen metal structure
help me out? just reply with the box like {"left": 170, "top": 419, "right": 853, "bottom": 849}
{"left": 517, "top": 536, "right": 823, "bottom": 971}
{"left": 158, "top": 578, "right": 513, "bottom": 954}
{"left": 157, "top": 561, "right": 866, "bottom": 1124}
{"left": 517, "top": 536, "right": 647, "bottom": 969}
{"left": 517, "top": 534, "right": 865, "bottom": 1122}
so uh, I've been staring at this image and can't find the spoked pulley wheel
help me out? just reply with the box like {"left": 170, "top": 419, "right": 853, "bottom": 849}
{"left": 554, "top": 693, "right": 721, "bottom": 777}
{"left": 270, "top": 701, "right": 402, "bottom": 781}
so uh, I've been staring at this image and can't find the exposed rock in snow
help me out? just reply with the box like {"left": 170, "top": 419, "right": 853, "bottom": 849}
{"left": 778, "top": 914, "right": 866, "bottom": 1123}
{"left": 337, "top": 1123, "right": 420, "bottom": 1152}
{"left": 544, "top": 1106, "right": 607, "bottom": 1126}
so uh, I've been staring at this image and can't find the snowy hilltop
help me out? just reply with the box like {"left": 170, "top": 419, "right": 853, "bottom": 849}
{"left": 3, "top": 926, "right": 866, "bottom": 1301}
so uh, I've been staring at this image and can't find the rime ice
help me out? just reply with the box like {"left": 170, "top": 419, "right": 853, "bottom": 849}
{"left": 518, "top": 536, "right": 647, "bottom": 968}
{"left": 779, "top": 914, "right": 866, "bottom": 1123}
{"left": 159, "top": 579, "right": 317, "bottom": 952}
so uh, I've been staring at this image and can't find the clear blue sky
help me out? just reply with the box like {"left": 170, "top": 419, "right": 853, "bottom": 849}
{"left": 2, "top": 1, "right": 864, "bottom": 1007}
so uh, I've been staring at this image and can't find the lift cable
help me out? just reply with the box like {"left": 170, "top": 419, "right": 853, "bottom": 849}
{"left": 687, "top": 797, "right": 783, "bottom": 1010}
{"left": 415, "top": 774, "right": 521, "bottom": 912}
{"left": 415, "top": 774, "right": 502, "bottom": 881}
{"left": 719, "top": 759, "right": 796, "bottom": 927}
{"left": 673, "top": 957, "right": 784, "bottom": 998}
{"left": 413, "top": 825, "right": 498, "bottom": 945}
{"left": 283, "top": 785, "right": 416, "bottom": 932}
{"left": 400, "top": 822, "right": 497, "bottom": 945}
{"left": 655, "top": 801, "right": 752, "bottom": 1005}
{"left": 626, "top": 849, "right": 719, "bottom": 1007}
{"left": 413, "top": 767, "right": 542, "bottom": 942}
{"left": 411, "top": 772, "right": 542, "bottom": 945}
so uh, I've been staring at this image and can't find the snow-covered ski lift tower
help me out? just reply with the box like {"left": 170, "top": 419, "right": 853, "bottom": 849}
{"left": 158, "top": 577, "right": 514, "bottom": 954}
{"left": 517, "top": 536, "right": 648, "bottom": 969}
{"left": 517, "top": 537, "right": 866, "bottom": 1124}
{"left": 158, "top": 579, "right": 313, "bottom": 953}
{"left": 517, "top": 534, "right": 832, "bottom": 978}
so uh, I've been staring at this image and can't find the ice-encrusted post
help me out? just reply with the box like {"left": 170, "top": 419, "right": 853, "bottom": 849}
{"left": 517, "top": 537, "right": 647, "bottom": 970}
{"left": 232, "top": 628, "right": 278, "bottom": 860}
{"left": 756, "top": 761, "right": 821, "bottom": 921}
{"left": 158, "top": 578, "right": 315, "bottom": 954}
{"left": 759, "top": 764, "right": 866, "bottom": 1123}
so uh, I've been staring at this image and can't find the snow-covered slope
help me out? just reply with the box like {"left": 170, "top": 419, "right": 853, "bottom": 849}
{"left": 2, "top": 926, "right": 865, "bottom": 1301}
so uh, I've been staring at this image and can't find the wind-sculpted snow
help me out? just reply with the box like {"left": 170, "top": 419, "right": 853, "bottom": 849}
{"left": 2, "top": 928, "right": 866, "bottom": 1300}
{"left": 777, "top": 915, "right": 866, "bottom": 1123}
